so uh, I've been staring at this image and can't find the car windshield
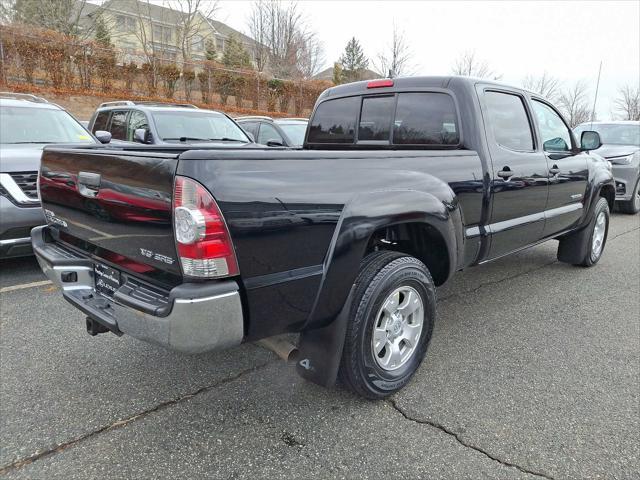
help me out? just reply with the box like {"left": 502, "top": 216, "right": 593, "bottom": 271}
{"left": 152, "top": 110, "right": 249, "bottom": 143}
{"left": 574, "top": 123, "right": 640, "bottom": 146}
{"left": 0, "top": 106, "right": 94, "bottom": 144}
{"left": 277, "top": 122, "right": 307, "bottom": 146}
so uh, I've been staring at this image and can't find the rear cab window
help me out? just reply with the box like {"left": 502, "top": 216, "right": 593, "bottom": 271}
{"left": 307, "top": 92, "right": 460, "bottom": 147}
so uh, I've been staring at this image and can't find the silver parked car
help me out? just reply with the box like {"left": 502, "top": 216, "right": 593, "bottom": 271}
{"left": 0, "top": 93, "right": 106, "bottom": 258}
{"left": 574, "top": 121, "right": 640, "bottom": 214}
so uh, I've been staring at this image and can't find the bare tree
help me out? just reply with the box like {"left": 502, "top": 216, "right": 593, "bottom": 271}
{"left": 614, "top": 84, "right": 640, "bottom": 121}
{"left": 522, "top": 72, "right": 562, "bottom": 103}
{"left": 247, "top": 0, "right": 323, "bottom": 79}
{"left": 174, "top": 0, "right": 218, "bottom": 64}
{"left": 296, "top": 32, "right": 324, "bottom": 79}
{"left": 559, "top": 81, "right": 593, "bottom": 128}
{"left": 451, "top": 50, "right": 501, "bottom": 80}
{"left": 247, "top": 0, "right": 271, "bottom": 73}
{"left": 373, "top": 23, "right": 413, "bottom": 77}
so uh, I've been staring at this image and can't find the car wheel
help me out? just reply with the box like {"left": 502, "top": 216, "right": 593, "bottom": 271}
{"left": 618, "top": 177, "right": 640, "bottom": 214}
{"left": 338, "top": 251, "right": 435, "bottom": 399}
{"left": 558, "top": 197, "right": 610, "bottom": 267}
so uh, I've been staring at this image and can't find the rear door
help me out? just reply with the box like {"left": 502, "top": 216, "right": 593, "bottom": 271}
{"left": 530, "top": 98, "right": 588, "bottom": 236}
{"left": 479, "top": 87, "right": 549, "bottom": 259}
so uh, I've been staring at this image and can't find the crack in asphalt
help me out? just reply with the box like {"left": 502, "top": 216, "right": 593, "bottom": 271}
{"left": 0, "top": 359, "right": 277, "bottom": 475}
{"left": 2, "top": 225, "right": 637, "bottom": 475}
{"left": 388, "top": 399, "right": 555, "bottom": 480}
{"left": 437, "top": 225, "right": 639, "bottom": 304}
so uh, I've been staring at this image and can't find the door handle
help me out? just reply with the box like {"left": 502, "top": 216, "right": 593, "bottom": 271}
{"left": 549, "top": 165, "right": 561, "bottom": 175}
{"left": 497, "top": 168, "right": 514, "bottom": 179}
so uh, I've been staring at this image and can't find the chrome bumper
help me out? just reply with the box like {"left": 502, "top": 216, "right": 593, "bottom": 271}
{"left": 31, "top": 226, "right": 245, "bottom": 354}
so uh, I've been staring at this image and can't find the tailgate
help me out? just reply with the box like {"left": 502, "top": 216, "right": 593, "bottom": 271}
{"left": 39, "top": 147, "right": 182, "bottom": 279}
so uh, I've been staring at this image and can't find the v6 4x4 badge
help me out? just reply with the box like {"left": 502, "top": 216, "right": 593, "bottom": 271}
{"left": 140, "top": 248, "right": 174, "bottom": 265}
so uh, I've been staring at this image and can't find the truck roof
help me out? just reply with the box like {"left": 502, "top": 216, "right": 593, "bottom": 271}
{"left": 317, "top": 75, "right": 509, "bottom": 102}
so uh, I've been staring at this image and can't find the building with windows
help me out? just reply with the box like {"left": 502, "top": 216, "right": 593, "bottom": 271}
{"left": 81, "top": 0, "right": 258, "bottom": 66}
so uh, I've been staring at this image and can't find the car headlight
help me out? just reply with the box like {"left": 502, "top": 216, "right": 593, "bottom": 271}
{"left": 608, "top": 154, "right": 634, "bottom": 165}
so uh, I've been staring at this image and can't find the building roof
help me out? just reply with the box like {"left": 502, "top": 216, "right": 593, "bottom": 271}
{"left": 206, "top": 19, "right": 256, "bottom": 47}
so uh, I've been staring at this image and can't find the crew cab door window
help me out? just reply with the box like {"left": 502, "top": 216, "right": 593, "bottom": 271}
{"left": 358, "top": 96, "right": 394, "bottom": 141}
{"left": 307, "top": 96, "right": 359, "bottom": 144}
{"left": 127, "top": 111, "right": 149, "bottom": 142}
{"left": 393, "top": 93, "right": 459, "bottom": 145}
{"left": 484, "top": 91, "right": 534, "bottom": 151}
{"left": 109, "top": 110, "right": 129, "bottom": 141}
{"left": 257, "top": 123, "right": 283, "bottom": 145}
{"left": 531, "top": 100, "right": 572, "bottom": 152}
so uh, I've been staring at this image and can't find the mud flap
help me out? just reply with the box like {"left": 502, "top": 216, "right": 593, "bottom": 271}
{"left": 295, "top": 286, "right": 354, "bottom": 387}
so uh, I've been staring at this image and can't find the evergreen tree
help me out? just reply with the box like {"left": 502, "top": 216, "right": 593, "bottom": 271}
{"left": 222, "top": 34, "right": 252, "bottom": 69}
{"left": 204, "top": 38, "right": 217, "bottom": 61}
{"left": 94, "top": 16, "right": 112, "bottom": 47}
{"left": 339, "top": 37, "right": 369, "bottom": 82}
{"left": 332, "top": 62, "right": 344, "bottom": 85}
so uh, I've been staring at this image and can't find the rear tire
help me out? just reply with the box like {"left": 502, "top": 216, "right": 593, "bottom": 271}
{"left": 557, "top": 197, "right": 609, "bottom": 267}
{"left": 618, "top": 178, "right": 640, "bottom": 214}
{"left": 338, "top": 251, "right": 436, "bottom": 399}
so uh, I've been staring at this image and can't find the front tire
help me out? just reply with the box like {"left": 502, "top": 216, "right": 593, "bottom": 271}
{"left": 557, "top": 197, "right": 610, "bottom": 267}
{"left": 339, "top": 251, "right": 436, "bottom": 399}
{"left": 618, "top": 178, "right": 640, "bottom": 214}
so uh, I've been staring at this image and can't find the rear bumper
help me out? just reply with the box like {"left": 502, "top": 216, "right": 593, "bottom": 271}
{"left": 31, "top": 226, "right": 245, "bottom": 354}
{"left": 0, "top": 197, "right": 45, "bottom": 257}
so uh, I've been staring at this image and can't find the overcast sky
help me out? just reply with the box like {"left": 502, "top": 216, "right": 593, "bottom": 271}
{"left": 215, "top": 0, "right": 639, "bottom": 120}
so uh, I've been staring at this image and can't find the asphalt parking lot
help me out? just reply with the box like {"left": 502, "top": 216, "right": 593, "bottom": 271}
{"left": 1, "top": 213, "right": 638, "bottom": 480}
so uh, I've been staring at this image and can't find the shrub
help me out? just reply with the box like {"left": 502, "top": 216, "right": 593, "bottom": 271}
{"left": 183, "top": 68, "right": 195, "bottom": 100}
{"left": 159, "top": 63, "right": 180, "bottom": 98}
{"left": 214, "top": 70, "right": 234, "bottom": 105}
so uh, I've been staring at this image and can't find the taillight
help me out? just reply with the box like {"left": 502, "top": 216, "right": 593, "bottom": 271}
{"left": 173, "top": 176, "right": 239, "bottom": 278}
{"left": 367, "top": 79, "right": 394, "bottom": 88}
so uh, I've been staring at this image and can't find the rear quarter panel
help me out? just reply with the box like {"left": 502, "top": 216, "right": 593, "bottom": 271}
{"left": 178, "top": 149, "right": 484, "bottom": 338}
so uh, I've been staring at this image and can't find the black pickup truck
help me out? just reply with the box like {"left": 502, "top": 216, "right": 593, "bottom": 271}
{"left": 32, "top": 76, "right": 614, "bottom": 399}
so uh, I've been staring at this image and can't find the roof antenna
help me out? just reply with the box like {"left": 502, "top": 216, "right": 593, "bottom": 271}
{"left": 590, "top": 61, "right": 602, "bottom": 129}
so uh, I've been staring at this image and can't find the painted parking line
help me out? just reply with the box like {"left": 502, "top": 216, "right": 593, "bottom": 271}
{"left": 0, "top": 280, "right": 53, "bottom": 294}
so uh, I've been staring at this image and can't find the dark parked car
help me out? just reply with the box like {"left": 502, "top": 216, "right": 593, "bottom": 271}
{"left": 236, "top": 116, "right": 308, "bottom": 147}
{"left": 574, "top": 121, "right": 639, "bottom": 214}
{"left": 88, "top": 101, "right": 252, "bottom": 146}
{"left": 0, "top": 92, "right": 105, "bottom": 258}
{"left": 32, "top": 76, "right": 614, "bottom": 399}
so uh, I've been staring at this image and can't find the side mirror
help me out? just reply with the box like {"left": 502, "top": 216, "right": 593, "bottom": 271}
{"left": 244, "top": 131, "right": 255, "bottom": 143}
{"left": 134, "top": 128, "right": 151, "bottom": 144}
{"left": 266, "top": 139, "right": 284, "bottom": 147}
{"left": 581, "top": 131, "right": 601, "bottom": 151}
{"left": 94, "top": 130, "right": 112, "bottom": 144}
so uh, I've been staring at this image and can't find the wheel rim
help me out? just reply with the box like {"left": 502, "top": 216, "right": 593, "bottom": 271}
{"left": 634, "top": 182, "right": 640, "bottom": 210}
{"left": 591, "top": 211, "right": 606, "bottom": 259}
{"left": 372, "top": 286, "right": 424, "bottom": 371}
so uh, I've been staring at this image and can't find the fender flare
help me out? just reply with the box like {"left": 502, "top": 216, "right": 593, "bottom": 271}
{"left": 580, "top": 169, "right": 615, "bottom": 228}
{"left": 296, "top": 188, "right": 462, "bottom": 387}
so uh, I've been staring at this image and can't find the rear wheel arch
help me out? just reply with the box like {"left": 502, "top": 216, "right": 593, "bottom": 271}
{"left": 364, "top": 221, "right": 452, "bottom": 286}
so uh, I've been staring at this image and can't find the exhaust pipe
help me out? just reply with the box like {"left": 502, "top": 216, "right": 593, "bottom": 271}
{"left": 257, "top": 336, "right": 298, "bottom": 363}
{"left": 86, "top": 316, "right": 110, "bottom": 336}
